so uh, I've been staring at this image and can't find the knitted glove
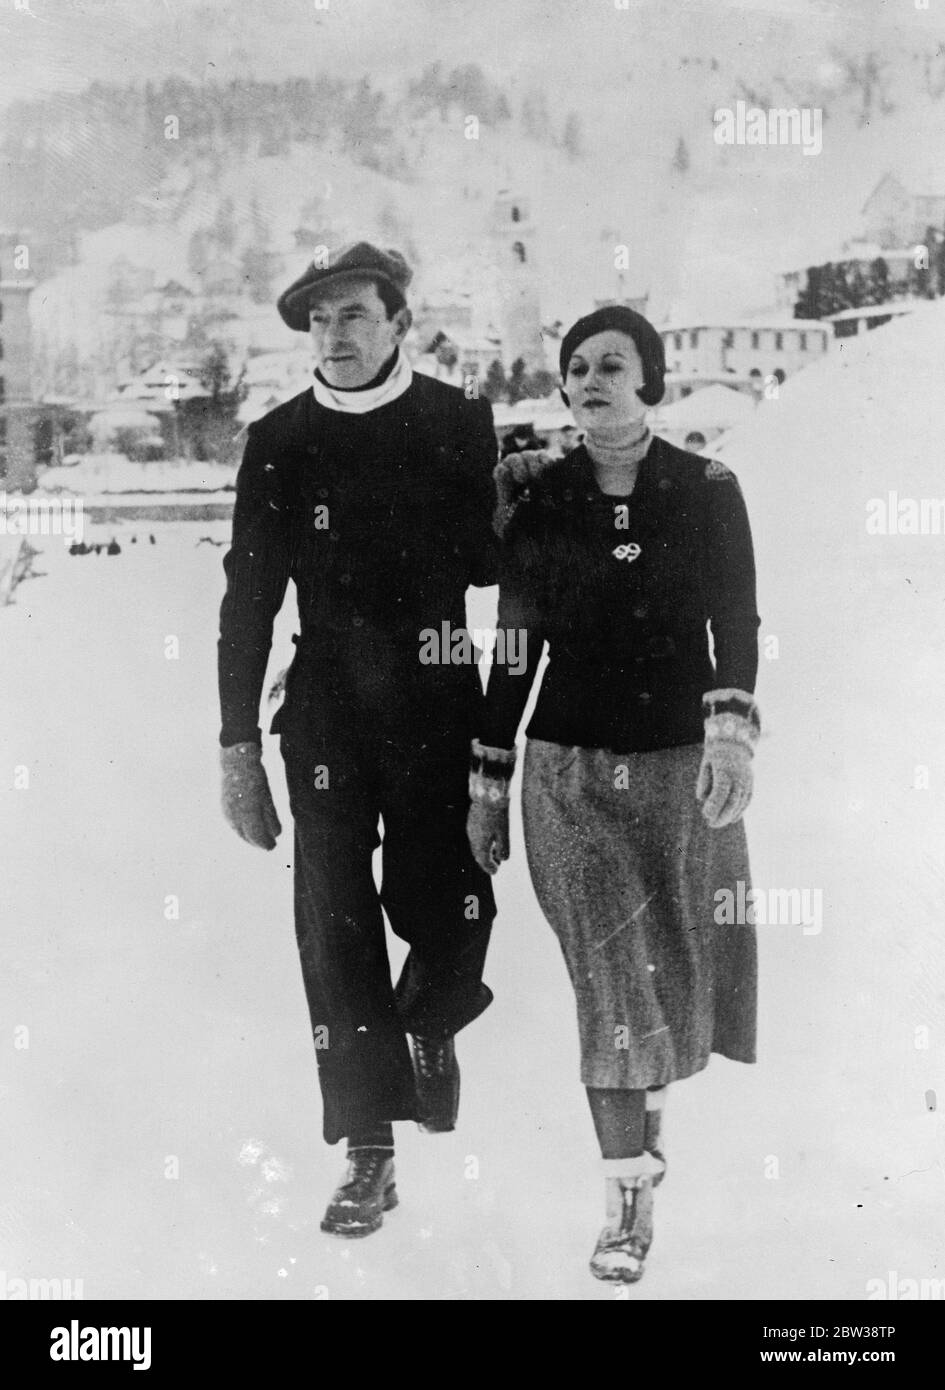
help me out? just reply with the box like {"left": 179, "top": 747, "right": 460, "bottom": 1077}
{"left": 492, "top": 450, "right": 557, "bottom": 537}
{"left": 466, "top": 739, "right": 516, "bottom": 875}
{"left": 221, "top": 742, "right": 282, "bottom": 850}
{"left": 696, "top": 690, "right": 760, "bottom": 829}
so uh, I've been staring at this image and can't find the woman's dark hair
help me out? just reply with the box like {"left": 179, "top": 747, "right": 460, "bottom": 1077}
{"left": 559, "top": 305, "right": 666, "bottom": 406}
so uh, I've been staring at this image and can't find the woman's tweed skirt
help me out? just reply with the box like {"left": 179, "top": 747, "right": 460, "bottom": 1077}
{"left": 522, "top": 739, "right": 757, "bottom": 1089}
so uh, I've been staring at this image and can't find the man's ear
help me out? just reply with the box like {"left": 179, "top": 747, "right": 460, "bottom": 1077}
{"left": 392, "top": 306, "right": 413, "bottom": 341}
{"left": 559, "top": 387, "right": 570, "bottom": 408}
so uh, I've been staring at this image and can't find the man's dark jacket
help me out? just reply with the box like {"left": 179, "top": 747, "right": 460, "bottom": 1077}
{"left": 218, "top": 374, "right": 499, "bottom": 749}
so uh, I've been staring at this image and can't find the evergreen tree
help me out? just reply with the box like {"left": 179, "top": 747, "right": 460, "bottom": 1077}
{"left": 507, "top": 357, "right": 529, "bottom": 404}
{"left": 672, "top": 137, "right": 690, "bottom": 174}
{"left": 868, "top": 256, "right": 890, "bottom": 307}
{"left": 483, "top": 359, "right": 508, "bottom": 403}
{"left": 562, "top": 112, "right": 585, "bottom": 160}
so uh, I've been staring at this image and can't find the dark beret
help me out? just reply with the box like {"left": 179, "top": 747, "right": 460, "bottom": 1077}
{"left": 559, "top": 305, "right": 666, "bottom": 406}
{"left": 277, "top": 241, "right": 413, "bottom": 331}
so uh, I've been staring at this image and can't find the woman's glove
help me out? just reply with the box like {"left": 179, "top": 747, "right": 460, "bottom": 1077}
{"left": 221, "top": 742, "right": 282, "bottom": 850}
{"left": 492, "top": 450, "right": 558, "bottom": 537}
{"left": 696, "top": 690, "right": 760, "bottom": 829}
{"left": 466, "top": 739, "right": 517, "bottom": 875}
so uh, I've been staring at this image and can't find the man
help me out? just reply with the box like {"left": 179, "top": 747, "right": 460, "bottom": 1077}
{"left": 218, "top": 242, "right": 501, "bottom": 1237}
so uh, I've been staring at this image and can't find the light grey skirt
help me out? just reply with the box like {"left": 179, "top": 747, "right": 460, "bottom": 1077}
{"left": 521, "top": 739, "right": 757, "bottom": 1089}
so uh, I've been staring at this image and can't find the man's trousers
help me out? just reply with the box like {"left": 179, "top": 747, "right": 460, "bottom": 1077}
{"left": 280, "top": 725, "right": 496, "bottom": 1144}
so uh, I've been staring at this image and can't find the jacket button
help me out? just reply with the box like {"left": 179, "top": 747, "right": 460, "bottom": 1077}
{"left": 317, "top": 487, "right": 330, "bottom": 500}
{"left": 339, "top": 573, "right": 352, "bottom": 586}
{"left": 352, "top": 615, "right": 364, "bottom": 628}
{"left": 633, "top": 603, "right": 649, "bottom": 619}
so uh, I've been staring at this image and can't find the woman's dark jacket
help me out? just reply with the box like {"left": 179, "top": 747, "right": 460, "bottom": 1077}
{"left": 477, "top": 437, "right": 760, "bottom": 753}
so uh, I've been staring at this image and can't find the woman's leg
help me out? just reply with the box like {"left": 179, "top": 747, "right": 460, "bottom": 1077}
{"left": 585, "top": 1086, "right": 668, "bottom": 1284}
{"left": 586, "top": 1087, "right": 646, "bottom": 1158}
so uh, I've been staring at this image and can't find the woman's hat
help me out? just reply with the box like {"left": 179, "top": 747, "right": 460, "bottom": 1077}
{"left": 559, "top": 305, "right": 666, "bottom": 406}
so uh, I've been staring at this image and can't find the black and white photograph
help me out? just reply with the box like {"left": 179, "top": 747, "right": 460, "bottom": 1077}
{"left": 1, "top": 0, "right": 944, "bottom": 1328}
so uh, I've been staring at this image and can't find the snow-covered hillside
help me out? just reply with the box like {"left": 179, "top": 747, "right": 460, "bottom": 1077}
{"left": 21, "top": 0, "right": 945, "bottom": 395}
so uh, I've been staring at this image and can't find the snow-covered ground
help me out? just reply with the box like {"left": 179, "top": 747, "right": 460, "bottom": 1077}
{"left": 3, "top": 307, "right": 945, "bottom": 1300}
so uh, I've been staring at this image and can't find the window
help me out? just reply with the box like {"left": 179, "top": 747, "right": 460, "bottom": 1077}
{"left": 0, "top": 417, "right": 6, "bottom": 444}
{"left": 673, "top": 333, "right": 682, "bottom": 351}
{"left": 689, "top": 330, "right": 698, "bottom": 349}
{"left": 722, "top": 331, "right": 734, "bottom": 349}
{"left": 774, "top": 332, "right": 783, "bottom": 350}
{"left": 750, "top": 331, "right": 760, "bottom": 350}
{"left": 799, "top": 332, "right": 807, "bottom": 351}
{"left": 511, "top": 206, "right": 521, "bottom": 223}
{"left": 512, "top": 241, "right": 526, "bottom": 264}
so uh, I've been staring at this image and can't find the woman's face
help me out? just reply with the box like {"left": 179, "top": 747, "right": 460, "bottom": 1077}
{"left": 564, "top": 331, "right": 647, "bottom": 431}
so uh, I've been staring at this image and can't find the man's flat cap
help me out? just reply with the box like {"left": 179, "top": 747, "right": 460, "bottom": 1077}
{"left": 277, "top": 241, "right": 413, "bottom": 330}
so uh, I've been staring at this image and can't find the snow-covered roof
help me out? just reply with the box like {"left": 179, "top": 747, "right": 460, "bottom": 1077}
{"left": 654, "top": 384, "right": 756, "bottom": 432}
{"left": 864, "top": 168, "right": 945, "bottom": 205}
{"left": 823, "top": 303, "right": 917, "bottom": 323}
{"left": 492, "top": 399, "right": 574, "bottom": 431}
{"left": 659, "top": 319, "right": 829, "bottom": 334}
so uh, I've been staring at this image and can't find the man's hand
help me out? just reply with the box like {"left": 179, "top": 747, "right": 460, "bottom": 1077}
{"left": 220, "top": 742, "right": 282, "bottom": 850}
{"left": 492, "top": 449, "right": 558, "bottom": 537}
{"left": 467, "top": 801, "right": 510, "bottom": 876}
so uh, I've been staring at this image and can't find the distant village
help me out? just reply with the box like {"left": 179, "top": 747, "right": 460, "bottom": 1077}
{"left": 1, "top": 165, "right": 943, "bottom": 496}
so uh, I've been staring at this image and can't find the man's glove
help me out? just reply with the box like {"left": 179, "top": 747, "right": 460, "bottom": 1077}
{"left": 221, "top": 742, "right": 282, "bottom": 850}
{"left": 696, "top": 690, "right": 760, "bottom": 829}
{"left": 466, "top": 739, "right": 516, "bottom": 875}
{"left": 492, "top": 450, "right": 558, "bottom": 537}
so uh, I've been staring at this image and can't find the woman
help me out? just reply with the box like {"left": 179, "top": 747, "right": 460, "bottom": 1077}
{"left": 468, "top": 305, "right": 761, "bottom": 1285}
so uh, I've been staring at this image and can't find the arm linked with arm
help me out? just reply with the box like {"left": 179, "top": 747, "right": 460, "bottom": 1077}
{"left": 476, "top": 529, "right": 546, "bottom": 753}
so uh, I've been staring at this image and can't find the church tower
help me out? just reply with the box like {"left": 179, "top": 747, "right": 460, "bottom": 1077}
{"left": 491, "top": 191, "right": 543, "bottom": 372}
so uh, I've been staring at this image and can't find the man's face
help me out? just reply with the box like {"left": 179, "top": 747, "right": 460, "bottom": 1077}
{"left": 308, "top": 277, "right": 410, "bottom": 388}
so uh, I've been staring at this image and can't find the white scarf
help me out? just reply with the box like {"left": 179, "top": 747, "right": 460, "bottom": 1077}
{"left": 311, "top": 349, "right": 413, "bottom": 414}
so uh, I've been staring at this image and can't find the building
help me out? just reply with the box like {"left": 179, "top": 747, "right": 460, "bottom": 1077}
{"left": 822, "top": 302, "right": 916, "bottom": 340}
{"left": 491, "top": 191, "right": 543, "bottom": 371}
{"left": 861, "top": 172, "right": 945, "bottom": 251}
{"left": 659, "top": 319, "right": 830, "bottom": 385}
{"left": 0, "top": 233, "right": 38, "bottom": 490}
